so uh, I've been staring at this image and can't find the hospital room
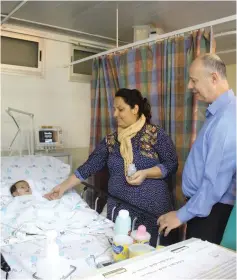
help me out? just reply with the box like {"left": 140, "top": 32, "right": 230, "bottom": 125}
{"left": 0, "top": 0, "right": 236, "bottom": 279}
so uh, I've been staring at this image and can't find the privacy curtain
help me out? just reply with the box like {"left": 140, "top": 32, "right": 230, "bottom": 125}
{"left": 89, "top": 30, "right": 212, "bottom": 207}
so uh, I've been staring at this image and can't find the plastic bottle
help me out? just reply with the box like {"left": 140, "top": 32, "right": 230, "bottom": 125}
{"left": 46, "top": 230, "right": 59, "bottom": 259}
{"left": 114, "top": 210, "right": 132, "bottom": 235}
{"left": 127, "top": 163, "right": 137, "bottom": 177}
{"left": 112, "top": 234, "right": 133, "bottom": 262}
{"left": 130, "top": 225, "right": 151, "bottom": 244}
{"left": 36, "top": 230, "right": 61, "bottom": 280}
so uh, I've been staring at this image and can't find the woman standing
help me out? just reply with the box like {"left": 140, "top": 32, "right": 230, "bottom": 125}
{"left": 45, "top": 88, "right": 178, "bottom": 246}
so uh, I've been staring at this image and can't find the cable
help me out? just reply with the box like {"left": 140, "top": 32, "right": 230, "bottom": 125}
{"left": 1, "top": 222, "right": 45, "bottom": 239}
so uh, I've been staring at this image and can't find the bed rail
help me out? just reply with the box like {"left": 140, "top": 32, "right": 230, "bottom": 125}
{"left": 81, "top": 181, "right": 159, "bottom": 220}
{"left": 81, "top": 180, "right": 181, "bottom": 246}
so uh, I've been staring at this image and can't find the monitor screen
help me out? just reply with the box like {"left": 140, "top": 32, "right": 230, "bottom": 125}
{"left": 39, "top": 130, "right": 57, "bottom": 144}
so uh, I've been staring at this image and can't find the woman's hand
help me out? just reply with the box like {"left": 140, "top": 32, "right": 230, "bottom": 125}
{"left": 43, "top": 174, "right": 81, "bottom": 200}
{"left": 126, "top": 170, "right": 147, "bottom": 186}
{"left": 43, "top": 185, "right": 67, "bottom": 200}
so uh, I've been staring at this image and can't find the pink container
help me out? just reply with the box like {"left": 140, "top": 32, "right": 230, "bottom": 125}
{"left": 130, "top": 225, "right": 151, "bottom": 244}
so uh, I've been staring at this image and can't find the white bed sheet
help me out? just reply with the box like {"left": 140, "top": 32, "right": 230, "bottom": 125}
{"left": 1, "top": 156, "right": 114, "bottom": 280}
{"left": 1, "top": 192, "right": 114, "bottom": 279}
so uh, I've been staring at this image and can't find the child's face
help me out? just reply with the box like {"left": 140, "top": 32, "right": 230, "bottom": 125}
{"left": 14, "top": 181, "right": 32, "bottom": 196}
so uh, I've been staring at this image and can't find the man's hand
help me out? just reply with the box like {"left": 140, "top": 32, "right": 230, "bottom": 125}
{"left": 157, "top": 211, "right": 182, "bottom": 236}
{"left": 43, "top": 185, "right": 66, "bottom": 200}
{"left": 126, "top": 170, "right": 147, "bottom": 185}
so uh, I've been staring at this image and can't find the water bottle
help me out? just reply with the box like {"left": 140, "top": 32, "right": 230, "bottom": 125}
{"left": 127, "top": 163, "right": 137, "bottom": 177}
{"left": 114, "top": 210, "right": 132, "bottom": 235}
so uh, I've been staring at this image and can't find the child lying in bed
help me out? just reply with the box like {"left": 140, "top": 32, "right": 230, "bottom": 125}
{"left": 3, "top": 180, "right": 103, "bottom": 242}
{"left": 10, "top": 180, "right": 32, "bottom": 197}
{"left": 10, "top": 180, "right": 58, "bottom": 199}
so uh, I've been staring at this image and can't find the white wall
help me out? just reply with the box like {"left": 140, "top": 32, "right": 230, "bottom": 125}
{"left": 1, "top": 31, "right": 92, "bottom": 151}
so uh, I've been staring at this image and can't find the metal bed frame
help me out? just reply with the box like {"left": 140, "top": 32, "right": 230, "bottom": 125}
{"left": 81, "top": 181, "right": 157, "bottom": 220}
{"left": 81, "top": 180, "right": 183, "bottom": 247}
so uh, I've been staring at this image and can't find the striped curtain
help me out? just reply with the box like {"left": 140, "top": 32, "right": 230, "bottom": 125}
{"left": 90, "top": 30, "right": 212, "bottom": 207}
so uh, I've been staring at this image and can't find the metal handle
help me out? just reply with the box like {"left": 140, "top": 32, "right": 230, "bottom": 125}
{"left": 95, "top": 197, "right": 99, "bottom": 212}
{"left": 32, "top": 273, "right": 41, "bottom": 280}
{"left": 132, "top": 216, "right": 138, "bottom": 231}
{"left": 81, "top": 186, "right": 87, "bottom": 199}
{"left": 156, "top": 232, "right": 161, "bottom": 248}
{"left": 62, "top": 265, "right": 76, "bottom": 279}
{"left": 111, "top": 206, "right": 117, "bottom": 222}
{"left": 32, "top": 265, "right": 76, "bottom": 280}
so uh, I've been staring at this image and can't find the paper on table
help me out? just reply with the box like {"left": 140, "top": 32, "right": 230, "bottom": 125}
{"left": 128, "top": 240, "right": 236, "bottom": 280}
{"left": 76, "top": 239, "right": 236, "bottom": 280}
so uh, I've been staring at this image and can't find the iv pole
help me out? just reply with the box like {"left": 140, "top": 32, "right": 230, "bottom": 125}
{"left": 6, "top": 107, "right": 35, "bottom": 156}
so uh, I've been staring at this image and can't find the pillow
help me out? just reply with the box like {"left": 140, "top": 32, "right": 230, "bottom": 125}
{"left": 1, "top": 155, "right": 71, "bottom": 208}
{"left": 1, "top": 155, "right": 70, "bottom": 185}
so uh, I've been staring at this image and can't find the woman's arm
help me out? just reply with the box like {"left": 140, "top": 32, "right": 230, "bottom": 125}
{"left": 44, "top": 174, "right": 81, "bottom": 200}
{"left": 44, "top": 138, "right": 109, "bottom": 199}
{"left": 58, "top": 174, "right": 81, "bottom": 192}
{"left": 127, "top": 166, "right": 162, "bottom": 185}
{"left": 74, "top": 138, "right": 109, "bottom": 181}
{"left": 143, "top": 166, "right": 163, "bottom": 179}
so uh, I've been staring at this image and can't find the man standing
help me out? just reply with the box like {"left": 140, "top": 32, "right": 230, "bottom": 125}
{"left": 158, "top": 54, "right": 236, "bottom": 244}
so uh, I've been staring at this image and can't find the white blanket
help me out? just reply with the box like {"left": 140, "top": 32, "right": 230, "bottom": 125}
{"left": 1, "top": 180, "right": 114, "bottom": 279}
{"left": 1, "top": 180, "right": 99, "bottom": 243}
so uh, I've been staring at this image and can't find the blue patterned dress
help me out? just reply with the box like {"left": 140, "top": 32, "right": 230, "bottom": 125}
{"left": 75, "top": 124, "right": 178, "bottom": 246}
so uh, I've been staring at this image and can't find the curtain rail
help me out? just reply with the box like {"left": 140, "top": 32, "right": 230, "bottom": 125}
{"left": 0, "top": 13, "right": 129, "bottom": 44}
{"left": 214, "top": 30, "right": 236, "bottom": 38}
{"left": 1, "top": 1, "right": 28, "bottom": 25}
{"left": 65, "top": 14, "right": 236, "bottom": 67}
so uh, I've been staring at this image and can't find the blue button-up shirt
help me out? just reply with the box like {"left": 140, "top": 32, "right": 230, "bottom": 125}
{"left": 177, "top": 90, "right": 236, "bottom": 223}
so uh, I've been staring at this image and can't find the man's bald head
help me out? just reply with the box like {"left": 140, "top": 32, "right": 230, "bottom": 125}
{"left": 194, "top": 53, "right": 227, "bottom": 79}
{"left": 188, "top": 53, "right": 229, "bottom": 103}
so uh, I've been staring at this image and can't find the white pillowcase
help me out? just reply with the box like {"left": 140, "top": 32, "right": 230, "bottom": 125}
{"left": 1, "top": 155, "right": 70, "bottom": 184}
{"left": 1, "top": 155, "right": 71, "bottom": 208}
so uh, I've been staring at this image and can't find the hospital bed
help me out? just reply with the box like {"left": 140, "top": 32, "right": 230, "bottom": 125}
{"left": 0, "top": 155, "right": 179, "bottom": 279}
{"left": 0, "top": 155, "right": 114, "bottom": 280}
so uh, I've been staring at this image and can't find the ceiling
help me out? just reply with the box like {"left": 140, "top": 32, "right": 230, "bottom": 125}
{"left": 1, "top": 1, "right": 236, "bottom": 64}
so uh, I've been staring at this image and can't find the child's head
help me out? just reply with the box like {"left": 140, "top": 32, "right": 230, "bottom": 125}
{"left": 10, "top": 180, "right": 32, "bottom": 197}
